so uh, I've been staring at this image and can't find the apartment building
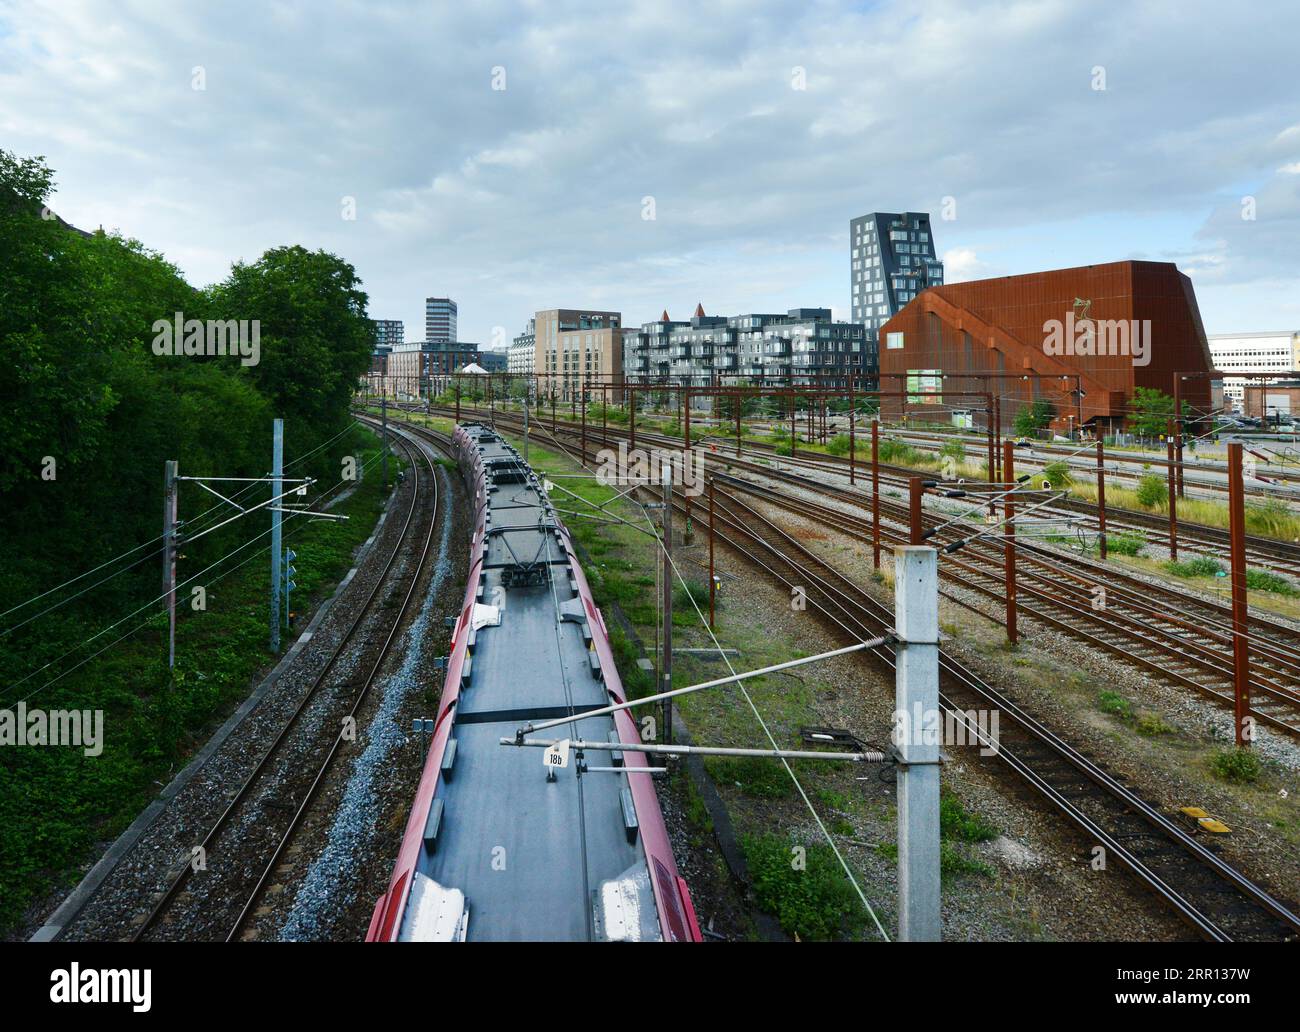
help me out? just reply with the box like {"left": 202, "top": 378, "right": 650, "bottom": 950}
{"left": 626, "top": 304, "right": 865, "bottom": 389}
{"left": 425, "top": 297, "right": 458, "bottom": 343}
{"left": 533, "top": 308, "right": 623, "bottom": 400}
{"left": 849, "top": 211, "right": 944, "bottom": 383}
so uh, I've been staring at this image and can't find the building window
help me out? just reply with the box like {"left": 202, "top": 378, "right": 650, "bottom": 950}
{"left": 887, "top": 332, "right": 905, "bottom": 350}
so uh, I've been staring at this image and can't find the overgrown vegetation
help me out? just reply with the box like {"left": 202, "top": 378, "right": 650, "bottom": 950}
{"left": 1165, "top": 557, "right": 1225, "bottom": 578}
{"left": 1040, "top": 461, "right": 1072, "bottom": 488}
{"left": 1210, "top": 748, "right": 1261, "bottom": 784}
{"left": 0, "top": 149, "right": 378, "bottom": 935}
{"left": 1013, "top": 399, "right": 1054, "bottom": 437}
{"left": 742, "top": 833, "right": 868, "bottom": 940}
{"left": 1104, "top": 532, "right": 1147, "bottom": 556}
{"left": 1135, "top": 473, "right": 1167, "bottom": 508}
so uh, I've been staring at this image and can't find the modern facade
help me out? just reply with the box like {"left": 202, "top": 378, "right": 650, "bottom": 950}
{"left": 850, "top": 212, "right": 944, "bottom": 385}
{"left": 509, "top": 319, "right": 536, "bottom": 376}
{"left": 533, "top": 309, "right": 622, "bottom": 399}
{"left": 425, "top": 297, "right": 458, "bottom": 344}
{"left": 384, "top": 341, "right": 484, "bottom": 395}
{"left": 877, "top": 260, "right": 1214, "bottom": 434}
{"left": 1207, "top": 331, "right": 1300, "bottom": 409}
{"left": 625, "top": 304, "right": 865, "bottom": 390}
{"left": 478, "top": 349, "right": 509, "bottom": 373}
{"left": 371, "top": 319, "right": 404, "bottom": 349}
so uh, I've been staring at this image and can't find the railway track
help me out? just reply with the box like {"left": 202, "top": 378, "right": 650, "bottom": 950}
{"left": 130, "top": 425, "right": 443, "bottom": 942}
{"left": 408, "top": 403, "right": 1300, "bottom": 735}
{"left": 389, "top": 407, "right": 1300, "bottom": 941}
{"left": 713, "top": 473, "right": 1300, "bottom": 737}
{"left": 413, "top": 402, "right": 1300, "bottom": 579}
{"left": 694, "top": 484, "right": 1300, "bottom": 942}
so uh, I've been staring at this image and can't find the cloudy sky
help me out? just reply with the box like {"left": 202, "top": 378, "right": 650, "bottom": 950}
{"left": 3, "top": 0, "right": 1299, "bottom": 346}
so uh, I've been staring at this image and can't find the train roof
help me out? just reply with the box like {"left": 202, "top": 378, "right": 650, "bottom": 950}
{"left": 371, "top": 423, "right": 696, "bottom": 942}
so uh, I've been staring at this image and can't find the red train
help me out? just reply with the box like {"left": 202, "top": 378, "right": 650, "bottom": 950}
{"left": 367, "top": 423, "right": 700, "bottom": 941}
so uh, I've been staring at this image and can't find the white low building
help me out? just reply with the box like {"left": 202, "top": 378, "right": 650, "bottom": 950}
{"left": 1207, "top": 330, "right": 1300, "bottom": 409}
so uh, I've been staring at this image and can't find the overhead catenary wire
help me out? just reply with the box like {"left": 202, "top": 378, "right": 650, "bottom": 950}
{"left": 0, "top": 419, "right": 367, "bottom": 635}
{"left": 4, "top": 444, "right": 389, "bottom": 704}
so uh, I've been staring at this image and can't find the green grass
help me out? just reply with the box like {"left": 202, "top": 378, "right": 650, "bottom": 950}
{"left": 742, "top": 832, "right": 869, "bottom": 940}
{"left": 1098, "top": 690, "right": 1133, "bottom": 719}
{"left": 825, "top": 433, "right": 851, "bottom": 457}
{"left": 704, "top": 755, "right": 797, "bottom": 799}
{"left": 939, "top": 793, "right": 998, "bottom": 843}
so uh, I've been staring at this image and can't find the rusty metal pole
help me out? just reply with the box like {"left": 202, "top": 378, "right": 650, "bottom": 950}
{"left": 629, "top": 386, "right": 636, "bottom": 451}
{"left": 1003, "top": 441, "right": 1018, "bottom": 646}
{"left": 1166, "top": 418, "right": 1178, "bottom": 561}
{"left": 1096, "top": 440, "right": 1108, "bottom": 560}
{"left": 789, "top": 394, "right": 796, "bottom": 457}
{"left": 994, "top": 395, "right": 1002, "bottom": 485}
{"left": 708, "top": 475, "right": 716, "bottom": 629}
{"left": 735, "top": 389, "right": 742, "bottom": 457}
{"left": 455, "top": 378, "right": 460, "bottom": 423}
{"left": 872, "top": 420, "right": 881, "bottom": 569}
{"left": 684, "top": 388, "right": 692, "bottom": 530}
{"left": 581, "top": 387, "right": 587, "bottom": 458}
{"left": 908, "top": 476, "right": 924, "bottom": 545}
{"left": 848, "top": 376, "right": 856, "bottom": 485}
{"left": 1173, "top": 376, "right": 1185, "bottom": 499}
{"left": 1228, "top": 443, "right": 1251, "bottom": 747}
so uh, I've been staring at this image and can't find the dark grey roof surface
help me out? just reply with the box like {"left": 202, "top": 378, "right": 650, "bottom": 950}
{"left": 415, "top": 428, "right": 653, "bottom": 941}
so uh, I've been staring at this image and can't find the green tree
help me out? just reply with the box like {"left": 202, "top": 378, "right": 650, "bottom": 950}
{"left": 1013, "top": 399, "right": 1054, "bottom": 437}
{"left": 207, "top": 245, "right": 373, "bottom": 445}
{"left": 1128, "top": 387, "right": 1187, "bottom": 438}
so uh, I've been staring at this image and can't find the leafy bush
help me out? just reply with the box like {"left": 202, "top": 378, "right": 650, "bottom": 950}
{"left": 1041, "top": 461, "right": 1072, "bottom": 487}
{"left": 1210, "top": 748, "right": 1260, "bottom": 784}
{"left": 1246, "top": 569, "right": 1299, "bottom": 596}
{"left": 774, "top": 443, "right": 793, "bottom": 456}
{"left": 940, "top": 439, "right": 967, "bottom": 462}
{"left": 1165, "top": 557, "right": 1224, "bottom": 578}
{"left": 1135, "top": 473, "right": 1167, "bottom": 508}
{"left": 878, "top": 438, "right": 923, "bottom": 464}
{"left": 742, "top": 833, "right": 868, "bottom": 940}
{"left": 825, "top": 433, "right": 851, "bottom": 457}
{"left": 1105, "top": 532, "right": 1146, "bottom": 556}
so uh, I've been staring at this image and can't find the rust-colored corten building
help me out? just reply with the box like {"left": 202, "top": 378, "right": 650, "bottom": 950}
{"left": 877, "top": 260, "right": 1215, "bottom": 434}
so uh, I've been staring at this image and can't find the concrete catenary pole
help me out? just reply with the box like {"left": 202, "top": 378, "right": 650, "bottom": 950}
{"left": 270, "top": 418, "right": 284, "bottom": 654}
{"left": 894, "top": 544, "right": 941, "bottom": 941}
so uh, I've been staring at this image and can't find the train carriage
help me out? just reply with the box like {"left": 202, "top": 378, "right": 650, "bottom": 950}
{"left": 367, "top": 424, "right": 699, "bottom": 942}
